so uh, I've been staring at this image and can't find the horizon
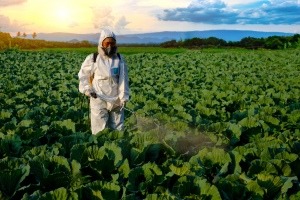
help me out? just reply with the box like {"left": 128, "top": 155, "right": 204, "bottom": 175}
{"left": 0, "top": 0, "right": 299, "bottom": 36}
{"left": 34, "top": 29, "right": 296, "bottom": 35}
{"left": 30, "top": 29, "right": 296, "bottom": 44}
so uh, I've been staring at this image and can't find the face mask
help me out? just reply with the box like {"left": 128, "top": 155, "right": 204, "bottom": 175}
{"left": 103, "top": 46, "right": 117, "bottom": 57}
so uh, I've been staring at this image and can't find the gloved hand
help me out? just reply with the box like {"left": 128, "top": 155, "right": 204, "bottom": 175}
{"left": 85, "top": 89, "right": 97, "bottom": 98}
{"left": 110, "top": 100, "right": 126, "bottom": 112}
{"left": 119, "top": 101, "right": 126, "bottom": 111}
{"left": 110, "top": 99, "right": 127, "bottom": 111}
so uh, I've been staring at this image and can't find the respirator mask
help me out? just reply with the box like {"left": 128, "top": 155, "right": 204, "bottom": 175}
{"left": 103, "top": 46, "right": 117, "bottom": 57}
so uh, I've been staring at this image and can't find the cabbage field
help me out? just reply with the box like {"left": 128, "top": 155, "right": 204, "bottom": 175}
{"left": 0, "top": 48, "right": 300, "bottom": 199}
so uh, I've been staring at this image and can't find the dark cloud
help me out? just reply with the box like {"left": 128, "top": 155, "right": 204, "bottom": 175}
{"left": 158, "top": 0, "right": 300, "bottom": 25}
{"left": 0, "top": 0, "right": 27, "bottom": 7}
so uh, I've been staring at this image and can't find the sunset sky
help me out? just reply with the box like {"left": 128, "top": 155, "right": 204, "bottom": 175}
{"left": 0, "top": 0, "right": 299, "bottom": 36}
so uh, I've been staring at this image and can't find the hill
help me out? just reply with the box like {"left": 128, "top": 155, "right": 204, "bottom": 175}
{"left": 36, "top": 30, "right": 294, "bottom": 44}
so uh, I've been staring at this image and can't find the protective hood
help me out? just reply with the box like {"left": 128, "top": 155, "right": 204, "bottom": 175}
{"left": 98, "top": 29, "right": 116, "bottom": 48}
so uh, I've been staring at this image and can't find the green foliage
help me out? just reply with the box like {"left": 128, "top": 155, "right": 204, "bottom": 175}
{"left": 160, "top": 34, "right": 300, "bottom": 50}
{"left": 0, "top": 49, "right": 299, "bottom": 199}
{"left": 0, "top": 157, "right": 30, "bottom": 198}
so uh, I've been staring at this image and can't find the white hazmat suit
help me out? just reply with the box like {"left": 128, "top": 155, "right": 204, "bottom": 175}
{"left": 78, "top": 29, "right": 130, "bottom": 134}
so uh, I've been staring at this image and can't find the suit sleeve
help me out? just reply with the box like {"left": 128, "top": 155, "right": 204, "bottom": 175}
{"left": 118, "top": 55, "right": 130, "bottom": 102}
{"left": 78, "top": 54, "right": 93, "bottom": 94}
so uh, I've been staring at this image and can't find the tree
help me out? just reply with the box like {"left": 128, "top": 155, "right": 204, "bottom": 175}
{"left": 184, "top": 37, "right": 204, "bottom": 48}
{"left": 290, "top": 34, "right": 300, "bottom": 48}
{"left": 17, "top": 31, "right": 21, "bottom": 37}
{"left": 22, "top": 32, "right": 27, "bottom": 38}
{"left": 0, "top": 32, "right": 12, "bottom": 49}
{"left": 240, "top": 37, "right": 264, "bottom": 49}
{"left": 160, "top": 40, "right": 178, "bottom": 48}
{"left": 265, "top": 36, "right": 284, "bottom": 49}
{"left": 32, "top": 32, "right": 37, "bottom": 39}
{"left": 205, "top": 37, "right": 227, "bottom": 46}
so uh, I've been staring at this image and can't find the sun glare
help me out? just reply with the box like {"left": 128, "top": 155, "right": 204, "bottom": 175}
{"left": 55, "top": 7, "right": 71, "bottom": 22}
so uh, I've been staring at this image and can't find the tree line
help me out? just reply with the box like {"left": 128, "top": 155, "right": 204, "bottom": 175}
{"left": 15, "top": 31, "right": 37, "bottom": 39}
{"left": 1, "top": 31, "right": 300, "bottom": 50}
{"left": 0, "top": 32, "right": 94, "bottom": 50}
{"left": 160, "top": 34, "right": 300, "bottom": 50}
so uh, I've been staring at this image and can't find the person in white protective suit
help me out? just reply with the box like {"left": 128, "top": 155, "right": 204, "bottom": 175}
{"left": 78, "top": 29, "right": 130, "bottom": 134}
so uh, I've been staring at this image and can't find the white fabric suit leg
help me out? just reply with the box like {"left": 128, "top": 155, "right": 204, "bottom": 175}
{"left": 108, "top": 109, "right": 125, "bottom": 131}
{"left": 90, "top": 97, "right": 108, "bottom": 134}
{"left": 90, "top": 97, "right": 125, "bottom": 134}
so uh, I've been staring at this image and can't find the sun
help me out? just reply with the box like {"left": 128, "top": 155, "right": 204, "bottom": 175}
{"left": 57, "top": 8, "right": 69, "bottom": 19}
{"left": 55, "top": 7, "right": 72, "bottom": 22}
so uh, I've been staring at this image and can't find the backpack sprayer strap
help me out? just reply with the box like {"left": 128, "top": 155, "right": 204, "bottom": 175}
{"left": 90, "top": 52, "right": 121, "bottom": 85}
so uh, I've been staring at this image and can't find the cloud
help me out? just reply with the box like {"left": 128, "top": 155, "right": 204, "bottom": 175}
{"left": 158, "top": 0, "right": 300, "bottom": 25}
{"left": 0, "top": 0, "right": 27, "bottom": 6}
{"left": 0, "top": 15, "right": 29, "bottom": 32}
{"left": 91, "top": 6, "right": 130, "bottom": 33}
{"left": 114, "top": 16, "right": 130, "bottom": 33}
{"left": 92, "top": 6, "right": 115, "bottom": 30}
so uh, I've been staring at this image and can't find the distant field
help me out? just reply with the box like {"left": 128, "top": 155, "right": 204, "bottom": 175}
{"left": 27, "top": 46, "right": 261, "bottom": 56}
{"left": 30, "top": 46, "right": 188, "bottom": 55}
